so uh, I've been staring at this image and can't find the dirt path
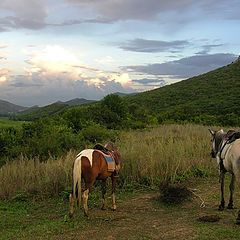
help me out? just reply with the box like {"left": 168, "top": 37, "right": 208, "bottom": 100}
{"left": 63, "top": 177, "right": 240, "bottom": 240}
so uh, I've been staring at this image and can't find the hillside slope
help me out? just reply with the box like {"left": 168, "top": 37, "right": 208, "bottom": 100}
{"left": 12, "top": 98, "right": 95, "bottom": 121}
{"left": 126, "top": 61, "right": 240, "bottom": 118}
{"left": 11, "top": 103, "right": 68, "bottom": 121}
{"left": 0, "top": 99, "right": 27, "bottom": 115}
{"left": 58, "top": 98, "right": 96, "bottom": 106}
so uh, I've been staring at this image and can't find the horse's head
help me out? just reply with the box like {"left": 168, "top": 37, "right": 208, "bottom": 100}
{"left": 208, "top": 129, "right": 225, "bottom": 158}
{"left": 105, "top": 142, "right": 121, "bottom": 165}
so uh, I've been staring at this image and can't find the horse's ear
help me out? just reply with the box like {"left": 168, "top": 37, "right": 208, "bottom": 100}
{"left": 208, "top": 129, "right": 215, "bottom": 136}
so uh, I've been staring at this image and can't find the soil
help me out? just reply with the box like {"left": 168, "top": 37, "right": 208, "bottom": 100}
{"left": 63, "top": 177, "right": 240, "bottom": 240}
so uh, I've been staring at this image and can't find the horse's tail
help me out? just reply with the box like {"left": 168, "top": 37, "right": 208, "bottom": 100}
{"left": 69, "top": 155, "right": 82, "bottom": 218}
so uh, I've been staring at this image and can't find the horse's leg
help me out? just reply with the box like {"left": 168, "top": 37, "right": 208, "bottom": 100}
{"left": 83, "top": 188, "right": 90, "bottom": 218}
{"left": 101, "top": 179, "right": 107, "bottom": 210}
{"left": 219, "top": 171, "right": 225, "bottom": 211}
{"left": 83, "top": 181, "right": 94, "bottom": 218}
{"left": 111, "top": 175, "right": 118, "bottom": 211}
{"left": 236, "top": 210, "right": 240, "bottom": 225}
{"left": 227, "top": 174, "right": 235, "bottom": 209}
{"left": 69, "top": 193, "right": 74, "bottom": 218}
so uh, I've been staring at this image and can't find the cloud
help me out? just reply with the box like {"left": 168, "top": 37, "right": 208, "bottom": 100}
{"left": 133, "top": 78, "right": 166, "bottom": 85}
{"left": 0, "top": 0, "right": 239, "bottom": 31}
{"left": 125, "top": 53, "right": 237, "bottom": 79}
{"left": 0, "top": 68, "right": 10, "bottom": 83}
{"left": 65, "top": 0, "right": 195, "bottom": 22}
{"left": 0, "top": 0, "right": 47, "bottom": 30}
{"left": 0, "top": 45, "right": 134, "bottom": 106}
{"left": 119, "top": 38, "right": 190, "bottom": 53}
{"left": 64, "top": 0, "right": 240, "bottom": 24}
{"left": 196, "top": 44, "right": 224, "bottom": 55}
{"left": 96, "top": 56, "right": 115, "bottom": 64}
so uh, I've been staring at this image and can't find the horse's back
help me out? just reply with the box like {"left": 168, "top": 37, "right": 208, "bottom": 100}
{"left": 75, "top": 149, "right": 110, "bottom": 177}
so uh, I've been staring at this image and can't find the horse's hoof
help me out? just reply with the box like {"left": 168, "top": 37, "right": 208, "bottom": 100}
{"left": 84, "top": 214, "right": 90, "bottom": 220}
{"left": 236, "top": 219, "right": 240, "bottom": 225}
{"left": 101, "top": 206, "right": 106, "bottom": 210}
{"left": 218, "top": 205, "right": 224, "bottom": 211}
{"left": 227, "top": 205, "right": 234, "bottom": 209}
{"left": 69, "top": 213, "right": 73, "bottom": 219}
{"left": 84, "top": 211, "right": 90, "bottom": 219}
{"left": 111, "top": 206, "right": 117, "bottom": 211}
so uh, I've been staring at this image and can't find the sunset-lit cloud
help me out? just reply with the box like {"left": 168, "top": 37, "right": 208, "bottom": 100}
{"left": 24, "top": 45, "right": 87, "bottom": 80}
{"left": 0, "top": 68, "right": 10, "bottom": 82}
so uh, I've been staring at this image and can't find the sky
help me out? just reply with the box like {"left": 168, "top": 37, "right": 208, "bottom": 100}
{"left": 0, "top": 0, "right": 239, "bottom": 107}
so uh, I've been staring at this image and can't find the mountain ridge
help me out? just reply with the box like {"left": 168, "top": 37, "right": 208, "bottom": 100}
{"left": 0, "top": 99, "right": 27, "bottom": 115}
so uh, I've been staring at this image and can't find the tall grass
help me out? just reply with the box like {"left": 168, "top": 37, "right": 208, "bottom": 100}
{"left": 0, "top": 151, "right": 76, "bottom": 199}
{"left": 0, "top": 124, "right": 217, "bottom": 199}
{"left": 117, "top": 124, "right": 216, "bottom": 185}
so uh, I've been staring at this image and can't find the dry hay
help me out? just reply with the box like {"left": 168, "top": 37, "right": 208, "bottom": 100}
{"left": 198, "top": 215, "right": 221, "bottom": 222}
{"left": 159, "top": 184, "right": 193, "bottom": 204}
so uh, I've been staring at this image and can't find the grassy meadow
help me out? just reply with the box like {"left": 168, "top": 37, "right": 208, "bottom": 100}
{"left": 0, "top": 124, "right": 216, "bottom": 200}
{"left": 2, "top": 123, "right": 240, "bottom": 240}
{"left": 0, "top": 117, "right": 25, "bottom": 129}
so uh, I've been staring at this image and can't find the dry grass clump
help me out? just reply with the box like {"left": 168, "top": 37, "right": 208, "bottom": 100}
{"left": 0, "top": 150, "right": 76, "bottom": 199}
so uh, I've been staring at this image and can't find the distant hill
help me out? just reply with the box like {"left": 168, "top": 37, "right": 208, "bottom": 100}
{"left": 11, "top": 103, "right": 68, "bottom": 121}
{"left": 126, "top": 60, "right": 240, "bottom": 124}
{"left": 11, "top": 98, "right": 95, "bottom": 121}
{"left": 112, "top": 92, "right": 137, "bottom": 98}
{"left": 0, "top": 99, "right": 27, "bottom": 116}
{"left": 58, "top": 98, "right": 96, "bottom": 106}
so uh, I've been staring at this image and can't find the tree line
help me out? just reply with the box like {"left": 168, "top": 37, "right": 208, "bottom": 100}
{"left": 0, "top": 94, "right": 156, "bottom": 166}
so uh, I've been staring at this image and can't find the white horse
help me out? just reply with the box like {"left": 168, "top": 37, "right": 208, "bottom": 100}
{"left": 209, "top": 129, "right": 240, "bottom": 224}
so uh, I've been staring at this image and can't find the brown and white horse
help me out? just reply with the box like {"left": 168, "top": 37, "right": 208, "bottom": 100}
{"left": 69, "top": 142, "right": 121, "bottom": 218}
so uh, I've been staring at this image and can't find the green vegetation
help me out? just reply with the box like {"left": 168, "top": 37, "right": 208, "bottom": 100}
{"left": 126, "top": 61, "right": 240, "bottom": 125}
{"left": 10, "top": 103, "right": 69, "bottom": 121}
{"left": 0, "top": 117, "right": 24, "bottom": 128}
{"left": 0, "top": 94, "right": 156, "bottom": 166}
{"left": 0, "top": 124, "right": 215, "bottom": 200}
{"left": 10, "top": 98, "right": 96, "bottom": 121}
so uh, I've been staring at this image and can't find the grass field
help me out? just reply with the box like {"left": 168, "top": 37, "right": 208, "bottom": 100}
{"left": 0, "top": 117, "right": 25, "bottom": 128}
{"left": 1, "top": 124, "right": 238, "bottom": 239}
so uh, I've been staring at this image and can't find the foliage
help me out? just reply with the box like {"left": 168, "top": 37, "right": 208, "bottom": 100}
{"left": 10, "top": 103, "right": 68, "bottom": 121}
{"left": 0, "top": 124, "right": 216, "bottom": 199}
{"left": 126, "top": 61, "right": 240, "bottom": 126}
{"left": 0, "top": 94, "right": 157, "bottom": 164}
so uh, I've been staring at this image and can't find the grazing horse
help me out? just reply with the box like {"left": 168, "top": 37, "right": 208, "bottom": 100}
{"left": 69, "top": 142, "right": 121, "bottom": 219}
{"left": 209, "top": 129, "right": 240, "bottom": 224}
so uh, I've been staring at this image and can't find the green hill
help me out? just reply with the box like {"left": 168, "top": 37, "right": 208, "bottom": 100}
{"left": 112, "top": 92, "right": 137, "bottom": 98}
{"left": 11, "top": 103, "right": 68, "bottom": 121}
{"left": 0, "top": 99, "right": 27, "bottom": 116}
{"left": 11, "top": 98, "right": 95, "bottom": 121}
{"left": 126, "top": 60, "right": 240, "bottom": 125}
